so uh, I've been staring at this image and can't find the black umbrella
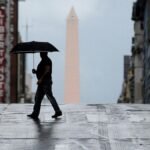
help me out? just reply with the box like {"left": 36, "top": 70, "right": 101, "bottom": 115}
{"left": 11, "top": 41, "right": 59, "bottom": 69}
{"left": 10, "top": 41, "right": 59, "bottom": 53}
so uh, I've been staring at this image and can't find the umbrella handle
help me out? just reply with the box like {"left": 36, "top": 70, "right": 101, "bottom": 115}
{"left": 33, "top": 53, "right": 35, "bottom": 69}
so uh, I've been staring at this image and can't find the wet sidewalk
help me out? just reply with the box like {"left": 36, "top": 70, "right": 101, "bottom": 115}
{"left": 0, "top": 104, "right": 150, "bottom": 150}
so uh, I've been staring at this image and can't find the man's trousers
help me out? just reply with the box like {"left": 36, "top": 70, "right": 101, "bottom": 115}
{"left": 32, "top": 82, "right": 61, "bottom": 117}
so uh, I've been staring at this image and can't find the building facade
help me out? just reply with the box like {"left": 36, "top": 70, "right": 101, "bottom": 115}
{"left": 131, "top": 1, "right": 144, "bottom": 103}
{"left": 132, "top": 0, "right": 150, "bottom": 103}
{"left": 118, "top": 56, "right": 134, "bottom": 103}
{"left": 118, "top": 0, "right": 150, "bottom": 104}
{"left": 118, "top": 0, "right": 145, "bottom": 103}
{"left": 25, "top": 73, "right": 32, "bottom": 103}
{"left": 143, "top": 0, "right": 150, "bottom": 103}
{"left": 0, "top": 0, "right": 26, "bottom": 103}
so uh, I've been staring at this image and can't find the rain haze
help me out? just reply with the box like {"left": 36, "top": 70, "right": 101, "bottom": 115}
{"left": 19, "top": 0, "right": 135, "bottom": 104}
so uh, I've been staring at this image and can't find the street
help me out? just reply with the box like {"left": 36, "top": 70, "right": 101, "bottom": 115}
{"left": 0, "top": 104, "right": 150, "bottom": 150}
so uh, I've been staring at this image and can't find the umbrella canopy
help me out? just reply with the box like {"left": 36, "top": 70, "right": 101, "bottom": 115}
{"left": 11, "top": 41, "right": 59, "bottom": 53}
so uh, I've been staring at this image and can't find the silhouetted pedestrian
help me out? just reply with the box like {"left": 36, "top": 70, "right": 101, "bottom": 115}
{"left": 27, "top": 52, "right": 62, "bottom": 120}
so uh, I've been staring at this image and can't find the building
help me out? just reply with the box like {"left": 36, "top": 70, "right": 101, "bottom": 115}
{"left": 118, "top": 0, "right": 145, "bottom": 103}
{"left": 118, "top": 56, "right": 134, "bottom": 103}
{"left": 131, "top": 0, "right": 150, "bottom": 103}
{"left": 142, "top": 0, "right": 150, "bottom": 103}
{"left": 25, "top": 73, "right": 32, "bottom": 103}
{"left": 0, "top": 0, "right": 26, "bottom": 103}
{"left": 124, "top": 56, "right": 131, "bottom": 81}
{"left": 0, "top": 2, "right": 7, "bottom": 102}
{"left": 131, "top": 1, "right": 144, "bottom": 103}
{"left": 17, "top": 33, "right": 26, "bottom": 102}
{"left": 64, "top": 7, "right": 80, "bottom": 104}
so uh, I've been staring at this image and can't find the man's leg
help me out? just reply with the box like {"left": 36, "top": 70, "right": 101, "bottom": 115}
{"left": 28, "top": 86, "right": 45, "bottom": 118}
{"left": 44, "top": 84, "right": 62, "bottom": 118}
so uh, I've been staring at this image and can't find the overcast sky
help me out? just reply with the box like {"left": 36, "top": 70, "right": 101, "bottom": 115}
{"left": 19, "top": 0, "right": 135, "bottom": 104}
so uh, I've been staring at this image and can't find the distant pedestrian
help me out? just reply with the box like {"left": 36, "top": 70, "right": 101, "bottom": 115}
{"left": 27, "top": 52, "right": 62, "bottom": 120}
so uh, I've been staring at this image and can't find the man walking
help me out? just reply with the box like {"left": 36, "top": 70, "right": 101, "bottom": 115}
{"left": 28, "top": 52, "right": 62, "bottom": 120}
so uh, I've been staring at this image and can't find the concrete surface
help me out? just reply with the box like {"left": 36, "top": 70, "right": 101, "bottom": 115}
{"left": 0, "top": 104, "right": 150, "bottom": 150}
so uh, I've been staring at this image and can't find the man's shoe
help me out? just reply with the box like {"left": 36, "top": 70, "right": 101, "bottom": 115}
{"left": 27, "top": 114, "right": 39, "bottom": 120}
{"left": 52, "top": 111, "right": 62, "bottom": 119}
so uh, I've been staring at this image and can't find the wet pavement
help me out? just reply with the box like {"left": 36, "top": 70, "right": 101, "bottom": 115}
{"left": 0, "top": 104, "right": 150, "bottom": 150}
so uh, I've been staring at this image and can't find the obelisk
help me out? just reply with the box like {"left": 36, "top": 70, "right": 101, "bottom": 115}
{"left": 64, "top": 7, "right": 80, "bottom": 104}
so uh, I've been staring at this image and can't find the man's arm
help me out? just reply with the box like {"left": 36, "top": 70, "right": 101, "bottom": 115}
{"left": 37, "top": 65, "right": 50, "bottom": 85}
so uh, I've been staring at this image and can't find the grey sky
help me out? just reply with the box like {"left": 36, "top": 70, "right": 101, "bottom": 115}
{"left": 19, "top": 0, "right": 135, "bottom": 104}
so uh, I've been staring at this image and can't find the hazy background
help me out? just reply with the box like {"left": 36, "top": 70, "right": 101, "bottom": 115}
{"left": 19, "top": 0, "right": 135, "bottom": 104}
